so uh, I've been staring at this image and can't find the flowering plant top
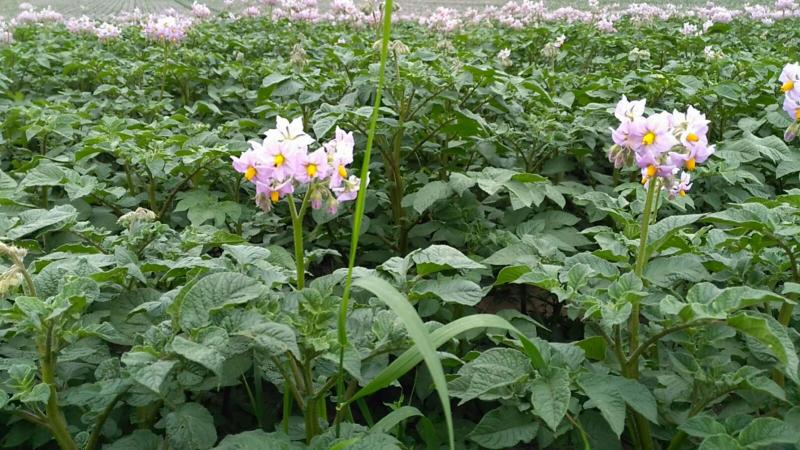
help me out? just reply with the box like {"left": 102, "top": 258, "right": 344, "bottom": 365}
{"left": 608, "top": 97, "right": 715, "bottom": 199}
{"left": 232, "top": 116, "right": 362, "bottom": 214}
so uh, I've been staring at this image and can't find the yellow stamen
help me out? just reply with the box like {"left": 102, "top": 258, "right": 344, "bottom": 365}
{"left": 679, "top": 190, "right": 686, "bottom": 197}
{"left": 274, "top": 154, "right": 285, "bottom": 167}
{"left": 270, "top": 191, "right": 280, "bottom": 203}
{"left": 686, "top": 158, "right": 696, "bottom": 171}
{"left": 646, "top": 165, "right": 657, "bottom": 178}
{"left": 306, "top": 164, "right": 317, "bottom": 177}
{"left": 686, "top": 133, "right": 698, "bottom": 143}
{"left": 782, "top": 80, "right": 794, "bottom": 93}
{"left": 244, "top": 166, "right": 256, "bottom": 181}
{"left": 795, "top": 109, "right": 800, "bottom": 120}
{"left": 642, "top": 131, "right": 656, "bottom": 146}
{"left": 338, "top": 164, "right": 347, "bottom": 178}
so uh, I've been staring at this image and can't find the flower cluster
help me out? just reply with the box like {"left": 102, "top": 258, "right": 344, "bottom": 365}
{"left": 608, "top": 97, "right": 715, "bottom": 199}
{"left": 95, "top": 22, "right": 121, "bottom": 40}
{"left": 142, "top": 15, "right": 193, "bottom": 43}
{"left": 10, "top": 0, "right": 800, "bottom": 36}
{"left": 0, "top": 26, "right": 12, "bottom": 44}
{"left": 65, "top": 15, "right": 96, "bottom": 34}
{"left": 496, "top": 48, "right": 512, "bottom": 68}
{"left": 780, "top": 63, "right": 800, "bottom": 141}
{"left": 192, "top": 2, "right": 212, "bottom": 19}
{"left": 541, "top": 34, "right": 566, "bottom": 58}
{"left": 232, "top": 117, "right": 362, "bottom": 213}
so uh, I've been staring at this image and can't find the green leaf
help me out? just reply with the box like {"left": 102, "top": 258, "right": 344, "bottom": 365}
{"left": 413, "top": 278, "right": 487, "bottom": 306}
{"left": 467, "top": 405, "right": 538, "bottom": 449}
{"left": 122, "top": 352, "right": 177, "bottom": 395}
{"left": 178, "top": 272, "right": 265, "bottom": 330}
{"left": 165, "top": 403, "right": 218, "bottom": 450}
{"left": 4, "top": 205, "right": 78, "bottom": 240}
{"left": 611, "top": 378, "right": 658, "bottom": 424}
{"left": 19, "top": 383, "right": 51, "bottom": 404}
{"left": 644, "top": 253, "right": 710, "bottom": 287}
{"left": 698, "top": 434, "right": 743, "bottom": 450}
{"left": 212, "top": 430, "right": 301, "bottom": 450}
{"left": 737, "top": 417, "right": 797, "bottom": 448}
{"left": 371, "top": 406, "right": 422, "bottom": 435}
{"left": 411, "top": 181, "right": 453, "bottom": 214}
{"left": 237, "top": 321, "right": 300, "bottom": 359}
{"left": 646, "top": 214, "right": 704, "bottom": 253}
{"left": 727, "top": 313, "right": 799, "bottom": 382}
{"left": 105, "top": 430, "right": 163, "bottom": 450}
{"left": 722, "top": 132, "right": 789, "bottom": 164}
{"left": 577, "top": 373, "right": 626, "bottom": 436}
{"left": 678, "top": 415, "right": 726, "bottom": 439}
{"left": 353, "top": 276, "right": 455, "bottom": 450}
{"left": 18, "top": 162, "right": 66, "bottom": 188}
{"left": 449, "top": 348, "right": 531, "bottom": 404}
{"left": 409, "top": 245, "right": 484, "bottom": 275}
{"left": 171, "top": 331, "right": 227, "bottom": 378}
{"left": 530, "top": 367, "right": 571, "bottom": 431}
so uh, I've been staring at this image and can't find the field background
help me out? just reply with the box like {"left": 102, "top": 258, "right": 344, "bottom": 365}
{"left": 0, "top": 0, "right": 775, "bottom": 19}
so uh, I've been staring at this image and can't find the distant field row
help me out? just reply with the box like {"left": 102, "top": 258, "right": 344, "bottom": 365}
{"left": 0, "top": 0, "right": 777, "bottom": 20}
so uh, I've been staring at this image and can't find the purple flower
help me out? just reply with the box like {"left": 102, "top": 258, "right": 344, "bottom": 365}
{"left": 780, "top": 62, "right": 800, "bottom": 98}
{"left": 265, "top": 116, "right": 315, "bottom": 151}
{"left": 629, "top": 113, "right": 678, "bottom": 155}
{"left": 294, "top": 148, "right": 330, "bottom": 183}
{"left": 232, "top": 148, "right": 268, "bottom": 182}
{"left": 669, "top": 172, "right": 692, "bottom": 198}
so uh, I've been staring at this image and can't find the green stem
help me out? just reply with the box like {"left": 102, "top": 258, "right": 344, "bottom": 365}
{"left": 626, "top": 180, "right": 658, "bottom": 450}
{"left": 282, "top": 381, "right": 291, "bottom": 434}
{"left": 287, "top": 193, "right": 306, "bottom": 289}
{"left": 335, "top": 0, "right": 394, "bottom": 437}
{"left": 630, "top": 180, "right": 658, "bottom": 365}
{"left": 85, "top": 389, "right": 128, "bottom": 450}
{"left": 303, "top": 357, "right": 318, "bottom": 442}
{"left": 38, "top": 325, "right": 78, "bottom": 450}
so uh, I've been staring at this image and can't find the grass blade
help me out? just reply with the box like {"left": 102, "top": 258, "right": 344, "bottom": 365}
{"left": 371, "top": 406, "right": 422, "bottom": 435}
{"left": 350, "top": 313, "right": 547, "bottom": 403}
{"left": 353, "top": 275, "right": 455, "bottom": 450}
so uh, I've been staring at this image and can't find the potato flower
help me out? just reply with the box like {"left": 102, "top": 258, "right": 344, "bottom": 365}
{"left": 233, "top": 116, "right": 362, "bottom": 214}
{"left": 780, "top": 63, "right": 800, "bottom": 141}
{"left": 608, "top": 97, "right": 714, "bottom": 199}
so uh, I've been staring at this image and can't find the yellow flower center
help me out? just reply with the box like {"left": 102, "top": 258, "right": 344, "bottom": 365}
{"left": 642, "top": 132, "right": 656, "bottom": 146}
{"left": 274, "top": 154, "right": 285, "bottom": 167}
{"left": 782, "top": 80, "right": 794, "bottom": 93}
{"left": 686, "top": 133, "right": 699, "bottom": 143}
{"left": 244, "top": 166, "right": 256, "bottom": 181}
{"left": 679, "top": 189, "right": 686, "bottom": 197}
{"left": 795, "top": 109, "right": 800, "bottom": 120}
{"left": 686, "top": 158, "right": 696, "bottom": 171}
{"left": 646, "top": 165, "right": 657, "bottom": 178}
{"left": 306, "top": 164, "right": 317, "bottom": 177}
{"left": 270, "top": 191, "right": 280, "bottom": 203}
{"left": 338, "top": 164, "right": 347, "bottom": 178}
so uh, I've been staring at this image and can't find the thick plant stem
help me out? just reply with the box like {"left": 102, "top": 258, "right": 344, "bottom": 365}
{"left": 626, "top": 180, "right": 658, "bottom": 450}
{"left": 335, "top": 0, "right": 394, "bottom": 437}
{"left": 85, "top": 390, "right": 128, "bottom": 450}
{"left": 287, "top": 194, "right": 306, "bottom": 289}
{"left": 282, "top": 381, "right": 291, "bottom": 434}
{"left": 303, "top": 357, "right": 318, "bottom": 442}
{"left": 630, "top": 180, "right": 658, "bottom": 365}
{"left": 38, "top": 325, "right": 77, "bottom": 450}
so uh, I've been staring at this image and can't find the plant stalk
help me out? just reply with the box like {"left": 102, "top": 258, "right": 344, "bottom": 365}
{"left": 335, "top": 0, "right": 394, "bottom": 437}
